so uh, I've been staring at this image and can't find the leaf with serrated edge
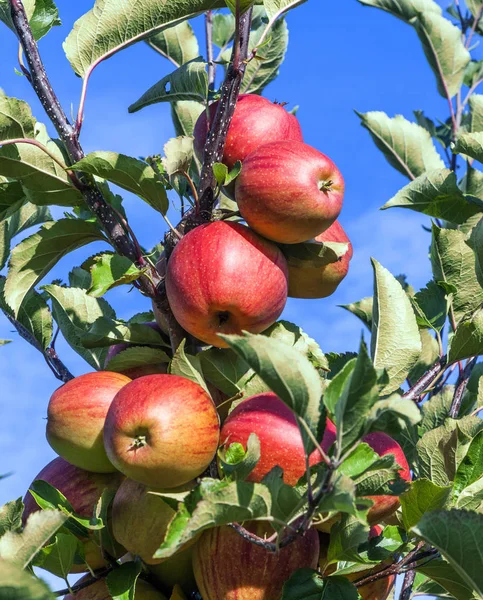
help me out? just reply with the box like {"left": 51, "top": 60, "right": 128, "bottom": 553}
{"left": 0, "top": 498, "right": 23, "bottom": 537}
{"left": 162, "top": 136, "right": 194, "bottom": 177}
{"left": 455, "top": 131, "right": 483, "bottom": 163}
{"left": 357, "top": 111, "right": 445, "bottom": 180}
{"left": 0, "top": 509, "right": 67, "bottom": 568}
{"left": 371, "top": 259, "right": 421, "bottom": 393}
{"left": 356, "top": 0, "right": 441, "bottom": 22}
{"left": 417, "top": 423, "right": 457, "bottom": 487}
{"left": 263, "top": 0, "right": 307, "bottom": 22}
{"left": 448, "top": 307, "right": 483, "bottom": 363}
{"left": 412, "top": 510, "right": 483, "bottom": 597}
{"left": 147, "top": 20, "right": 199, "bottom": 68}
{"left": 87, "top": 253, "right": 143, "bottom": 298}
{"left": 169, "top": 339, "right": 210, "bottom": 395}
{"left": 400, "top": 479, "right": 451, "bottom": 531}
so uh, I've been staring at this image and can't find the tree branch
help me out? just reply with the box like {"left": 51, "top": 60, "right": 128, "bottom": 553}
{"left": 399, "top": 569, "right": 416, "bottom": 600}
{"left": 449, "top": 356, "right": 477, "bottom": 418}
{"left": 402, "top": 357, "right": 447, "bottom": 403}
{"left": 53, "top": 567, "right": 112, "bottom": 597}
{"left": 205, "top": 10, "right": 216, "bottom": 91}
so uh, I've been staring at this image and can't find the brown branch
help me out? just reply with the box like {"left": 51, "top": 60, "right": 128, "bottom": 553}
{"left": 53, "top": 567, "right": 112, "bottom": 597}
{"left": 449, "top": 356, "right": 477, "bottom": 418}
{"left": 402, "top": 357, "right": 447, "bottom": 403}
{"left": 400, "top": 569, "right": 416, "bottom": 600}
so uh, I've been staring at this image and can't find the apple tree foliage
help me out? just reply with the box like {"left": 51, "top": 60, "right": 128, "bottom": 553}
{"left": 0, "top": 0, "right": 483, "bottom": 598}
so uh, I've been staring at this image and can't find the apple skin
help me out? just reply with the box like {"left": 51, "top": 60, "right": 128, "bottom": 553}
{"left": 111, "top": 478, "right": 177, "bottom": 565}
{"left": 220, "top": 392, "right": 336, "bottom": 485}
{"left": 104, "top": 322, "right": 168, "bottom": 379}
{"left": 63, "top": 575, "right": 167, "bottom": 600}
{"left": 104, "top": 374, "right": 220, "bottom": 488}
{"left": 23, "top": 457, "right": 124, "bottom": 573}
{"left": 363, "top": 432, "right": 411, "bottom": 525}
{"left": 193, "top": 94, "right": 303, "bottom": 170}
{"left": 147, "top": 543, "right": 197, "bottom": 596}
{"left": 235, "top": 141, "right": 345, "bottom": 244}
{"left": 46, "top": 371, "right": 131, "bottom": 473}
{"left": 286, "top": 221, "right": 353, "bottom": 299}
{"left": 193, "top": 521, "right": 319, "bottom": 600}
{"left": 165, "top": 221, "right": 288, "bottom": 348}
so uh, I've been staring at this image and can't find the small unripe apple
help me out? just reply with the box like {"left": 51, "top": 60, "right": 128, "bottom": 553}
{"left": 193, "top": 94, "right": 303, "bottom": 170}
{"left": 235, "top": 141, "right": 344, "bottom": 244}
{"left": 193, "top": 522, "right": 319, "bottom": 600}
{"left": 104, "top": 374, "right": 220, "bottom": 488}
{"left": 147, "top": 543, "right": 197, "bottom": 596}
{"left": 46, "top": 371, "right": 131, "bottom": 473}
{"left": 165, "top": 221, "right": 288, "bottom": 347}
{"left": 23, "top": 457, "right": 124, "bottom": 573}
{"left": 63, "top": 575, "right": 167, "bottom": 599}
{"left": 363, "top": 432, "right": 411, "bottom": 525}
{"left": 220, "top": 392, "right": 336, "bottom": 485}
{"left": 286, "top": 220, "right": 353, "bottom": 299}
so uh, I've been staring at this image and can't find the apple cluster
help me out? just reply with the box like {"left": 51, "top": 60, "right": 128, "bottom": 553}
{"left": 20, "top": 96, "right": 408, "bottom": 600}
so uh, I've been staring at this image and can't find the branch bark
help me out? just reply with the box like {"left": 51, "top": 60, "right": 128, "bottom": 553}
{"left": 449, "top": 356, "right": 477, "bottom": 418}
{"left": 403, "top": 357, "right": 447, "bottom": 403}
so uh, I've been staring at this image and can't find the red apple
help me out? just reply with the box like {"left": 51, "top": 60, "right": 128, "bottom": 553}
{"left": 104, "top": 374, "right": 220, "bottom": 488}
{"left": 193, "top": 522, "right": 319, "bottom": 600}
{"left": 165, "top": 221, "right": 288, "bottom": 347}
{"left": 193, "top": 94, "right": 303, "bottom": 170}
{"left": 46, "top": 372, "right": 131, "bottom": 473}
{"left": 220, "top": 392, "right": 336, "bottom": 485}
{"left": 104, "top": 322, "right": 168, "bottom": 379}
{"left": 235, "top": 141, "right": 345, "bottom": 244}
{"left": 147, "top": 544, "right": 198, "bottom": 596}
{"left": 111, "top": 478, "right": 177, "bottom": 564}
{"left": 23, "top": 457, "right": 124, "bottom": 573}
{"left": 285, "top": 221, "right": 353, "bottom": 298}
{"left": 63, "top": 575, "right": 167, "bottom": 599}
{"left": 363, "top": 432, "right": 411, "bottom": 525}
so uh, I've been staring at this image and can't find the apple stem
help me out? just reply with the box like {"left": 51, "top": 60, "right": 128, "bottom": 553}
{"left": 318, "top": 179, "right": 334, "bottom": 193}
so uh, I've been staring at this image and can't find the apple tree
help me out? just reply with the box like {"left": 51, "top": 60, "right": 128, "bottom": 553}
{"left": 0, "top": 0, "right": 482, "bottom": 599}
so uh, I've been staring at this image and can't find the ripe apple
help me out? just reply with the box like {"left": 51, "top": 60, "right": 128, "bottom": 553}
{"left": 220, "top": 392, "right": 336, "bottom": 485}
{"left": 147, "top": 543, "right": 197, "bottom": 596}
{"left": 235, "top": 140, "right": 345, "bottom": 244}
{"left": 285, "top": 220, "right": 353, "bottom": 298}
{"left": 193, "top": 94, "right": 303, "bottom": 170}
{"left": 104, "top": 374, "right": 220, "bottom": 488}
{"left": 46, "top": 371, "right": 131, "bottom": 473}
{"left": 104, "top": 322, "right": 168, "bottom": 379}
{"left": 23, "top": 457, "right": 124, "bottom": 573}
{"left": 63, "top": 575, "right": 167, "bottom": 599}
{"left": 165, "top": 221, "right": 288, "bottom": 347}
{"left": 111, "top": 478, "right": 178, "bottom": 564}
{"left": 193, "top": 521, "right": 319, "bottom": 600}
{"left": 363, "top": 432, "right": 411, "bottom": 525}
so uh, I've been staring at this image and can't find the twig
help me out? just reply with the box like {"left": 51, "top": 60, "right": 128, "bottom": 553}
{"left": 466, "top": 4, "right": 483, "bottom": 49}
{"left": 402, "top": 357, "right": 447, "bottom": 403}
{"left": 449, "top": 357, "right": 477, "bottom": 418}
{"left": 205, "top": 10, "right": 216, "bottom": 91}
{"left": 400, "top": 569, "right": 416, "bottom": 600}
{"left": 53, "top": 567, "right": 112, "bottom": 597}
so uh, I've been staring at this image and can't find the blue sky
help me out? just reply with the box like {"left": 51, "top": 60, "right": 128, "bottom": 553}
{"left": 0, "top": 0, "right": 457, "bottom": 589}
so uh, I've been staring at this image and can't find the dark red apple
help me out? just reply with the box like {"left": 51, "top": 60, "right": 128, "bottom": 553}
{"left": 220, "top": 392, "right": 336, "bottom": 485}
{"left": 165, "top": 221, "right": 288, "bottom": 347}
{"left": 23, "top": 457, "right": 124, "bottom": 573}
{"left": 63, "top": 575, "right": 167, "bottom": 599}
{"left": 104, "top": 374, "right": 220, "bottom": 488}
{"left": 363, "top": 432, "right": 411, "bottom": 525}
{"left": 46, "top": 372, "right": 131, "bottom": 473}
{"left": 286, "top": 220, "right": 353, "bottom": 298}
{"left": 193, "top": 522, "right": 319, "bottom": 600}
{"left": 193, "top": 94, "right": 303, "bottom": 170}
{"left": 235, "top": 141, "right": 345, "bottom": 244}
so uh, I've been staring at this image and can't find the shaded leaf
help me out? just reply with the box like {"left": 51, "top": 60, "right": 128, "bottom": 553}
{"left": 107, "top": 561, "right": 142, "bottom": 600}
{"left": 82, "top": 317, "right": 169, "bottom": 349}
{"left": 281, "top": 570, "right": 359, "bottom": 600}
{"left": 147, "top": 21, "right": 199, "bottom": 67}
{"left": 448, "top": 307, "right": 483, "bottom": 363}
{"left": 400, "top": 479, "right": 451, "bottom": 531}
{"left": 417, "top": 559, "right": 476, "bottom": 600}
{"left": 411, "top": 280, "right": 450, "bottom": 332}
{"left": 105, "top": 346, "right": 170, "bottom": 372}
{"left": 169, "top": 339, "right": 210, "bottom": 395}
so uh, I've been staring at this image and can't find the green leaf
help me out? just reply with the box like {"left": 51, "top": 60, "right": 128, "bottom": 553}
{"left": 169, "top": 339, "right": 210, "bottom": 395}
{"left": 431, "top": 224, "right": 483, "bottom": 325}
{"left": 147, "top": 21, "right": 199, "bottom": 68}
{"left": 82, "top": 317, "right": 169, "bottom": 349}
{"left": 367, "top": 393, "right": 422, "bottom": 435}
{"left": 471, "top": 216, "right": 483, "bottom": 288}
{"left": 263, "top": 320, "right": 329, "bottom": 370}
{"left": 0, "top": 560, "right": 54, "bottom": 600}
{"left": 413, "top": 12, "right": 470, "bottom": 99}
{"left": 281, "top": 240, "right": 349, "bottom": 270}
{"left": 420, "top": 386, "right": 454, "bottom": 434}
{"left": 107, "top": 561, "right": 142, "bottom": 600}
{"left": 219, "top": 433, "right": 261, "bottom": 481}
{"left": 417, "top": 559, "right": 476, "bottom": 600}
{"left": 0, "top": 95, "right": 36, "bottom": 140}
{"left": 213, "top": 162, "right": 228, "bottom": 187}
{"left": 281, "top": 570, "right": 359, "bottom": 600}
{"left": 4, "top": 219, "right": 105, "bottom": 316}
{"left": 33, "top": 533, "right": 77, "bottom": 579}
{"left": 0, "top": 0, "right": 60, "bottom": 41}
{"left": 154, "top": 478, "right": 272, "bottom": 559}
{"left": 43, "top": 284, "right": 115, "bottom": 370}
{"left": 71, "top": 152, "right": 168, "bottom": 215}
{"left": 448, "top": 307, "right": 483, "bottom": 363}
{"left": 470, "top": 94, "right": 483, "bottom": 134}
{"left": 340, "top": 296, "right": 373, "bottom": 330}
{"left": 453, "top": 430, "right": 483, "bottom": 499}
{"left": 371, "top": 259, "right": 422, "bottom": 393}
{"left": 0, "top": 509, "right": 68, "bottom": 568}
{"left": 357, "top": 0, "right": 441, "bottom": 22}
{"left": 400, "top": 479, "right": 451, "bottom": 531}
{"left": 327, "top": 515, "right": 370, "bottom": 564}
{"left": 105, "top": 346, "right": 170, "bottom": 372}
{"left": 226, "top": 0, "right": 256, "bottom": 15}
{"left": 0, "top": 499, "right": 23, "bottom": 537}
{"left": 417, "top": 423, "right": 457, "bottom": 487}
{"left": 199, "top": 347, "right": 253, "bottom": 396}
{"left": 162, "top": 136, "right": 194, "bottom": 177}
{"left": 171, "top": 101, "right": 205, "bottom": 137}
{"left": 357, "top": 111, "right": 445, "bottom": 180}
{"left": 0, "top": 178, "right": 25, "bottom": 223}
{"left": 411, "top": 281, "right": 450, "bottom": 332}
{"left": 263, "top": 0, "right": 307, "bottom": 22}
{"left": 413, "top": 510, "right": 483, "bottom": 596}
{"left": 382, "top": 169, "right": 483, "bottom": 224}
{"left": 221, "top": 331, "right": 322, "bottom": 452}
{"left": 454, "top": 132, "right": 483, "bottom": 164}
{"left": 240, "top": 18, "right": 288, "bottom": 95}
{"left": 129, "top": 59, "right": 208, "bottom": 114}
{"left": 212, "top": 12, "right": 236, "bottom": 47}
{"left": 408, "top": 330, "right": 440, "bottom": 384}
{"left": 86, "top": 253, "right": 143, "bottom": 297}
